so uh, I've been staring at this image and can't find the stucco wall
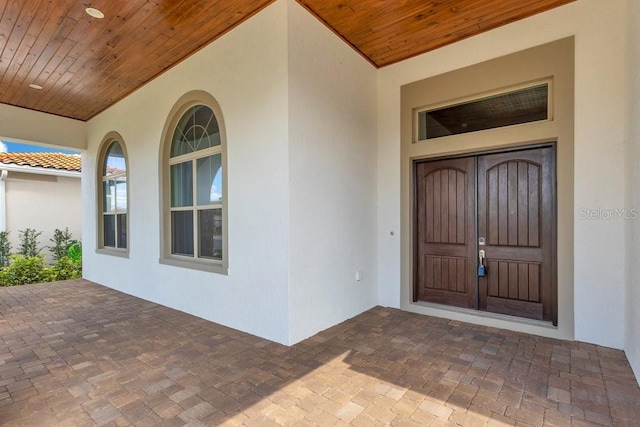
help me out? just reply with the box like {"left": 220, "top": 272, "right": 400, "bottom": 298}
{"left": 287, "top": 0, "right": 378, "bottom": 343}
{"left": 377, "top": 0, "right": 628, "bottom": 349}
{"left": 625, "top": 0, "right": 640, "bottom": 381}
{"left": 0, "top": 104, "right": 85, "bottom": 150}
{"left": 85, "top": 1, "right": 291, "bottom": 344}
{"left": 85, "top": 0, "right": 379, "bottom": 345}
{"left": 77, "top": 0, "right": 636, "bottom": 355}
{"left": 5, "top": 172, "right": 82, "bottom": 262}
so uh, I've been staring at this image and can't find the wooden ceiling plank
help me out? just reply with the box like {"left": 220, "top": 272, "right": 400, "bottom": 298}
{"left": 98, "top": 1, "right": 235, "bottom": 89}
{"left": 13, "top": 13, "right": 78, "bottom": 99}
{"left": 299, "top": 0, "right": 436, "bottom": 39}
{"left": 88, "top": 3, "right": 187, "bottom": 75}
{"left": 0, "top": 0, "right": 576, "bottom": 120}
{"left": 41, "top": 0, "right": 156, "bottom": 118}
{"left": 1, "top": 0, "right": 74, "bottom": 102}
{"left": 89, "top": 0, "right": 164, "bottom": 54}
{"left": 36, "top": 28, "right": 78, "bottom": 87}
{"left": 475, "top": 0, "right": 571, "bottom": 30}
{"left": 0, "top": 0, "right": 9, "bottom": 23}
{"left": 356, "top": 0, "right": 574, "bottom": 65}
{"left": 32, "top": 53, "right": 78, "bottom": 112}
{"left": 20, "top": 37, "right": 78, "bottom": 111}
{"left": 41, "top": 71, "right": 77, "bottom": 118}
{"left": 83, "top": 0, "right": 275, "bottom": 120}
{"left": 0, "top": 34, "right": 35, "bottom": 96}
{"left": 354, "top": 0, "right": 502, "bottom": 48}
{"left": 53, "top": 0, "right": 223, "bottom": 119}
{"left": 300, "top": 0, "right": 574, "bottom": 66}
{"left": 58, "top": 0, "right": 187, "bottom": 103}
{"left": 0, "top": 0, "right": 30, "bottom": 80}
{"left": 0, "top": 0, "right": 76, "bottom": 98}
{"left": 9, "top": 41, "right": 64, "bottom": 107}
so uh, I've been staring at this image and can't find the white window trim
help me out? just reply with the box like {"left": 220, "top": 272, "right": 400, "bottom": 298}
{"left": 159, "top": 91, "right": 228, "bottom": 274}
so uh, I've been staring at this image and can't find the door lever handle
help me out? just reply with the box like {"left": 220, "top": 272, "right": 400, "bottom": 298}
{"left": 477, "top": 250, "right": 486, "bottom": 277}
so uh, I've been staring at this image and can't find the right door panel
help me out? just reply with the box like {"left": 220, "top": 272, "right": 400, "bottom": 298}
{"left": 477, "top": 147, "right": 556, "bottom": 324}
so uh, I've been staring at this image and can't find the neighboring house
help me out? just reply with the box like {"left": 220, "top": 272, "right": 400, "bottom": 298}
{"left": 1, "top": 0, "right": 640, "bottom": 387}
{"left": 0, "top": 153, "right": 82, "bottom": 262}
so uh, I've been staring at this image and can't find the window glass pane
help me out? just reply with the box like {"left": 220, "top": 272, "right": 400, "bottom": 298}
{"left": 117, "top": 214, "right": 127, "bottom": 249}
{"left": 170, "top": 105, "right": 220, "bottom": 157}
{"left": 104, "top": 141, "right": 126, "bottom": 176}
{"left": 103, "top": 214, "right": 116, "bottom": 247}
{"left": 170, "top": 161, "right": 193, "bottom": 207}
{"left": 418, "top": 84, "right": 548, "bottom": 140}
{"left": 171, "top": 211, "right": 194, "bottom": 256}
{"left": 199, "top": 209, "right": 222, "bottom": 260}
{"left": 116, "top": 177, "right": 127, "bottom": 211}
{"left": 103, "top": 180, "right": 116, "bottom": 213}
{"left": 196, "top": 154, "right": 222, "bottom": 205}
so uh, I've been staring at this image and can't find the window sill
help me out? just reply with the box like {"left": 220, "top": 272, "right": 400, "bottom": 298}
{"left": 96, "top": 247, "right": 129, "bottom": 258}
{"left": 159, "top": 256, "right": 228, "bottom": 275}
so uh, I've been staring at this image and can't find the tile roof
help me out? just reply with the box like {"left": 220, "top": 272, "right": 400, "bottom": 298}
{"left": 0, "top": 152, "right": 81, "bottom": 172}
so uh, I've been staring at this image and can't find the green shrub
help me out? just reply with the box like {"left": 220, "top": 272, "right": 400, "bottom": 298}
{"left": 48, "top": 228, "right": 76, "bottom": 262}
{"left": 48, "top": 256, "right": 82, "bottom": 281}
{"left": 0, "top": 231, "right": 11, "bottom": 267}
{"left": 0, "top": 230, "right": 82, "bottom": 287}
{"left": 1, "top": 255, "right": 50, "bottom": 286}
{"left": 67, "top": 242, "right": 82, "bottom": 263}
{"left": 17, "top": 228, "right": 42, "bottom": 258}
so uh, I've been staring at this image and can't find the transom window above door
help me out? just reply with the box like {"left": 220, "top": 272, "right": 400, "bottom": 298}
{"left": 416, "top": 82, "right": 551, "bottom": 141}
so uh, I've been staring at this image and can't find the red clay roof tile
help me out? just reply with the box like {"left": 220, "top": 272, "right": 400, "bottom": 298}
{"left": 0, "top": 152, "right": 81, "bottom": 172}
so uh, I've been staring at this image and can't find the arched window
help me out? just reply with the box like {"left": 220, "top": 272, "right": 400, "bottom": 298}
{"left": 98, "top": 133, "right": 128, "bottom": 253}
{"left": 161, "top": 92, "right": 227, "bottom": 272}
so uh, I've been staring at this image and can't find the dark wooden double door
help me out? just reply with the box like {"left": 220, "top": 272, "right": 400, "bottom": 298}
{"left": 414, "top": 146, "right": 556, "bottom": 324}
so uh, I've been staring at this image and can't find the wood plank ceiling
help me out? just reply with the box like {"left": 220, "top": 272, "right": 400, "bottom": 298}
{"left": 0, "top": 0, "right": 575, "bottom": 122}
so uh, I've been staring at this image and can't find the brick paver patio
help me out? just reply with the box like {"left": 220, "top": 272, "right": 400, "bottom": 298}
{"left": 0, "top": 279, "right": 639, "bottom": 426}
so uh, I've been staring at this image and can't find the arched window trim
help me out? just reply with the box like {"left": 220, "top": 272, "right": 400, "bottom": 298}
{"left": 96, "top": 131, "right": 129, "bottom": 257}
{"left": 159, "top": 91, "right": 228, "bottom": 274}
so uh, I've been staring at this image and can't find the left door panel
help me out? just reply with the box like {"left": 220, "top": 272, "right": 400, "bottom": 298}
{"left": 414, "top": 157, "right": 477, "bottom": 308}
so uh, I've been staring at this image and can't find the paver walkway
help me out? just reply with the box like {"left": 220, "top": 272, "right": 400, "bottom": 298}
{"left": 0, "top": 279, "right": 639, "bottom": 426}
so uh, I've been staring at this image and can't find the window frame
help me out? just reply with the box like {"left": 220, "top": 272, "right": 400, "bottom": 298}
{"left": 159, "top": 91, "right": 229, "bottom": 274}
{"left": 412, "top": 79, "right": 554, "bottom": 143}
{"left": 96, "top": 131, "right": 130, "bottom": 257}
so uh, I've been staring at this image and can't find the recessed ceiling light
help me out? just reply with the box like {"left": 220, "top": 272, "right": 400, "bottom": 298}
{"left": 85, "top": 7, "right": 104, "bottom": 19}
{"left": 29, "top": 84, "right": 43, "bottom": 90}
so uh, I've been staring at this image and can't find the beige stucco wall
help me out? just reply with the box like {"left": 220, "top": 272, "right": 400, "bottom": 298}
{"left": 5, "top": 171, "right": 82, "bottom": 263}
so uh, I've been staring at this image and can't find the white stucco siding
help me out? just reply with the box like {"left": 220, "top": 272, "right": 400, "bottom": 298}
{"left": 5, "top": 173, "right": 82, "bottom": 263}
{"left": 0, "top": 104, "right": 85, "bottom": 150}
{"left": 377, "top": 0, "right": 628, "bottom": 349}
{"left": 286, "top": 0, "right": 378, "bottom": 343}
{"left": 84, "top": 1, "right": 291, "bottom": 344}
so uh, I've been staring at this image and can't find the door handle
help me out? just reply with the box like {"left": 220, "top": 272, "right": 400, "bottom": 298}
{"left": 477, "top": 250, "right": 486, "bottom": 277}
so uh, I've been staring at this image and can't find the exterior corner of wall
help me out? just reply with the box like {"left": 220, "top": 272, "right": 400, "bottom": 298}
{"left": 624, "top": 0, "right": 640, "bottom": 385}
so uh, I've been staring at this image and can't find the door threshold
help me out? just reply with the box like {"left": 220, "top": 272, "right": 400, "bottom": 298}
{"left": 409, "top": 300, "right": 557, "bottom": 330}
